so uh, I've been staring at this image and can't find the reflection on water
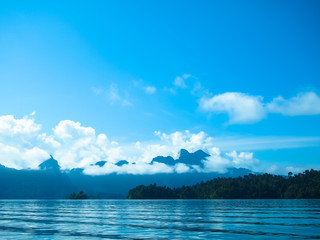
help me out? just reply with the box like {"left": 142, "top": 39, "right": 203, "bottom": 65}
{"left": 0, "top": 199, "right": 319, "bottom": 239}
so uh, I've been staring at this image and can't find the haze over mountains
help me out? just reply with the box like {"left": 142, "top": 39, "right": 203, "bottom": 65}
{"left": 0, "top": 149, "right": 252, "bottom": 199}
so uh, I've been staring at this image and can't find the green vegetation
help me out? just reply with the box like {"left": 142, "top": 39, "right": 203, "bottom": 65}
{"left": 69, "top": 190, "right": 87, "bottom": 199}
{"left": 127, "top": 169, "right": 320, "bottom": 199}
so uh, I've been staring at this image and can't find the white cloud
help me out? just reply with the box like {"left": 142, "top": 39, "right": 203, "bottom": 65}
{"left": 132, "top": 79, "right": 157, "bottom": 95}
{"left": 52, "top": 121, "right": 127, "bottom": 169}
{"left": 0, "top": 114, "right": 41, "bottom": 137}
{"left": 0, "top": 114, "right": 49, "bottom": 169}
{"left": 202, "top": 150, "right": 259, "bottom": 173}
{"left": 267, "top": 91, "right": 320, "bottom": 116}
{"left": 153, "top": 130, "right": 213, "bottom": 159}
{"left": 226, "top": 151, "right": 259, "bottom": 169}
{"left": 174, "top": 163, "right": 190, "bottom": 173}
{"left": 199, "top": 92, "right": 266, "bottom": 124}
{"left": 202, "top": 147, "right": 231, "bottom": 173}
{"left": 84, "top": 161, "right": 174, "bottom": 175}
{"left": 173, "top": 74, "right": 193, "bottom": 89}
{"left": 173, "top": 76, "right": 187, "bottom": 88}
{"left": 54, "top": 120, "right": 95, "bottom": 140}
{"left": 38, "top": 133, "right": 61, "bottom": 149}
{"left": 0, "top": 115, "right": 250, "bottom": 174}
{"left": 0, "top": 114, "right": 318, "bottom": 175}
{"left": 145, "top": 86, "right": 156, "bottom": 94}
{"left": 108, "top": 83, "right": 132, "bottom": 106}
{"left": 0, "top": 143, "right": 49, "bottom": 169}
{"left": 199, "top": 91, "right": 320, "bottom": 124}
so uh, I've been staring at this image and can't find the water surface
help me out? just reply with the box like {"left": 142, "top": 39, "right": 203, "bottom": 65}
{"left": 0, "top": 199, "right": 319, "bottom": 239}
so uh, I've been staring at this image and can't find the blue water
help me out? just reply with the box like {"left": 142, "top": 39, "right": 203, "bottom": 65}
{"left": 0, "top": 199, "right": 319, "bottom": 239}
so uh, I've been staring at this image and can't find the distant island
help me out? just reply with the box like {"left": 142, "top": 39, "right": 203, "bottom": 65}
{"left": 69, "top": 191, "right": 87, "bottom": 199}
{"left": 127, "top": 169, "right": 320, "bottom": 199}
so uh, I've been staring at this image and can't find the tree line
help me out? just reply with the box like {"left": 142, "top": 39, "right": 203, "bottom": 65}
{"left": 69, "top": 190, "right": 87, "bottom": 199}
{"left": 127, "top": 169, "right": 320, "bottom": 199}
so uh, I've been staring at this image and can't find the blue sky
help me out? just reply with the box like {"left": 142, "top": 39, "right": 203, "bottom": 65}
{"left": 0, "top": 1, "right": 320, "bottom": 174}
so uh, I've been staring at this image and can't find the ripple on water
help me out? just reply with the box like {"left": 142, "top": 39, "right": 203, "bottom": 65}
{"left": 0, "top": 199, "right": 319, "bottom": 239}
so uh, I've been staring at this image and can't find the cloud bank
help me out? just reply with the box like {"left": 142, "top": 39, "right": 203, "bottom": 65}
{"left": 0, "top": 114, "right": 318, "bottom": 175}
{"left": 267, "top": 92, "right": 320, "bottom": 116}
{"left": 199, "top": 91, "right": 320, "bottom": 124}
{"left": 0, "top": 114, "right": 262, "bottom": 174}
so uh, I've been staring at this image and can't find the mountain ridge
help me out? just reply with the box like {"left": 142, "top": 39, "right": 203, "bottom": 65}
{"left": 0, "top": 149, "right": 254, "bottom": 199}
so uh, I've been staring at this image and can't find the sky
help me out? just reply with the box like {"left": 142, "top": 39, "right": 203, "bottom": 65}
{"left": 0, "top": 0, "right": 320, "bottom": 175}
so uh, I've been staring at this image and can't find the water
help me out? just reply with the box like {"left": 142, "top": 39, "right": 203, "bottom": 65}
{"left": 0, "top": 200, "right": 319, "bottom": 239}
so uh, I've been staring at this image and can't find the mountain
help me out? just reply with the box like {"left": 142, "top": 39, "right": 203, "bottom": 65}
{"left": 0, "top": 150, "right": 253, "bottom": 199}
{"left": 0, "top": 161, "right": 73, "bottom": 199}
{"left": 115, "top": 160, "right": 129, "bottom": 166}
{"left": 151, "top": 156, "right": 175, "bottom": 165}
{"left": 178, "top": 149, "right": 210, "bottom": 165}
{"left": 39, "top": 155, "right": 61, "bottom": 172}
{"left": 151, "top": 149, "right": 210, "bottom": 166}
{"left": 95, "top": 161, "right": 107, "bottom": 167}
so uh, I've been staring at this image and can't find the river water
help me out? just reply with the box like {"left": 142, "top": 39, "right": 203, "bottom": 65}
{"left": 0, "top": 199, "right": 319, "bottom": 239}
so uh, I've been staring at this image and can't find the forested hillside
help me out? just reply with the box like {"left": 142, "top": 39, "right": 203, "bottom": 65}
{"left": 127, "top": 169, "right": 320, "bottom": 199}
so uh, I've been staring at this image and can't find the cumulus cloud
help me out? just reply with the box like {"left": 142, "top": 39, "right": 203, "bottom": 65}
{"left": 53, "top": 121, "right": 115, "bottom": 169}
{"left": 54, "top": 120, "right": 95, "bottom": 140}
{"left": 202, "top": 147, "right": 230, "bottom": 173}
{"left": 0, "top": 114, "right": 41, "bottom": 137}
{"left": 0, "top": 143, "right": 49, "bottom": 169}
{"left": 199, "top": 91, "right": 320, "bottom": 124}
{"left": 267, "top": 91, "right": 320, "bottom": 116}
{"left": 226, "top": 151, "right": 259, "bottom": 169}
{"left": 1, "top": 114, "right": 315, "bottom": 175}
{"left": 0, "top": 114, "right": 263, "bottom": 174}
{"left": 199, "top": 92, "right": 266, "bottom": 124}
{"left": 202, "top": 149, "right": 259, "bottom": 173}
{"left": 174, "top": 163, "right": 190, "bottom": 173}
{"left": 84, "top": 161, "right": 174, "bottom": 175}
{"left": 79, "top": 130, "right": 259, "bottom": 175}
{"left": 0, "top": 114, "right": 49, "bottom": 169}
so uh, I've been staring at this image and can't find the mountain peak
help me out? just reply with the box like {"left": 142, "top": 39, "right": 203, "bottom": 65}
{"left": 178, "top": 149, "right": 210, "bottom": 165}
{"left": 39, "top": 155, "right": 61, "bottom": 172}
{"left": 95, "top": 161, "right": 107, "bottom": 167}
{"left": 179, "top": 149, "right": 190, "bottom": 157}
{"left": 115, "top": 160, "right": 129, "bottom": 167}
{"left": 194, "top": 149, "right": 210, "bottom": 158}
{"left": 151, "top": 156, "right": 175, "bottom": 165}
